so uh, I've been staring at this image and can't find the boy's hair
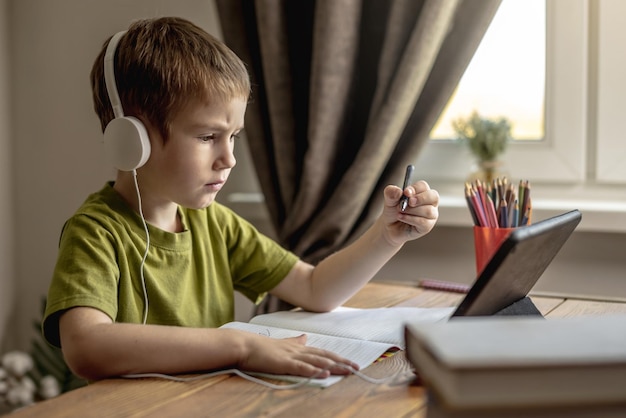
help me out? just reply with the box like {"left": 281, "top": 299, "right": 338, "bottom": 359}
{"left": 90, "top": 17, "right": 250, "bottom": 141}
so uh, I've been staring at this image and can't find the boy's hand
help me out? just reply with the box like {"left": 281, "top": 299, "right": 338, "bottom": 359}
{"left": 238, "top": 333, "right": 358, "bottom": 378}
{"left": 383, "top": 180, "right": 439, "bottom": 246}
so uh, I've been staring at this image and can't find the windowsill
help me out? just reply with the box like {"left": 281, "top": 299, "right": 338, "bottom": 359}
{"left": 227, "top": 183, "right": 626, "bottom": 234}
{"left": 438, "top": 194, "right": 626, "bottom": 233}
{"left": 434, "top": 181, "right": 626, "bottom": 233}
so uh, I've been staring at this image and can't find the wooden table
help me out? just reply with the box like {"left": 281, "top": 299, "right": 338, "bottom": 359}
{"left": 11, "top": 282, "right": 626, "bottom": 417}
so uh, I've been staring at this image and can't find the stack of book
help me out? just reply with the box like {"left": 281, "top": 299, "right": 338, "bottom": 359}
{"left": 404, "top": 315, "right": 626, "bottom": 417}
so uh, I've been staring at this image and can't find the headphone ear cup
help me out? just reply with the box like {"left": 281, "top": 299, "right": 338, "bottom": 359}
{"left": 103, "top": 116, "right": 151, "bottom": 171}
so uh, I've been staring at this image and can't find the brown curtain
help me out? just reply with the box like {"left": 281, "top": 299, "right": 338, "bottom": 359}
{"left": 216, "top": 0, "right": 501, "bottom": 312}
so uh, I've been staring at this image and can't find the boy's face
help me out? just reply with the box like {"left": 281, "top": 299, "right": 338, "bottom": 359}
{"left": 140, "top": 96, "right": 247, "bottom": 210}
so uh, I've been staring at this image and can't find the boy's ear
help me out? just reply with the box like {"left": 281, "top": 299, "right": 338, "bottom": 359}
{"left": 102, "top": 30, "right": 151, "bottom": 171}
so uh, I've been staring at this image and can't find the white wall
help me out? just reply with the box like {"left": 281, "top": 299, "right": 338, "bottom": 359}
{"left": 0, "top": 0, "right": 15, "bottom": 350}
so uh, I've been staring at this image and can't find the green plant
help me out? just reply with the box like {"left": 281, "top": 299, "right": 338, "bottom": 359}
{"left": 452, "top": 111, "right": 512, "bottom": 162}
{"left": 1, "top": 299, "right": 86, "bottom": 412}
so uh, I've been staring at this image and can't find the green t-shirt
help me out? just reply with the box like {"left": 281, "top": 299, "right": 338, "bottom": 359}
{"left": 43, "top": 183, "right": 298, "bottom": 348}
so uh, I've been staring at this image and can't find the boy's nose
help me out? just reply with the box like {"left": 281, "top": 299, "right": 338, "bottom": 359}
{"left": 216, "top": 146, "right": 236, "bottom": 169}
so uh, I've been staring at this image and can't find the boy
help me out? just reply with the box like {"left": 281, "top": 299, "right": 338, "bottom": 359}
{"left": 43, "top": 17, "right": 439, "bottom": 381}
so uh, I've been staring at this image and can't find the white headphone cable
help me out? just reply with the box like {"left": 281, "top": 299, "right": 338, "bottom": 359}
{"left": 132, "top": 169, "right": 150, "bottom": 324}
{"left": 122, "top": 364, "right": 416, "bottom": 389}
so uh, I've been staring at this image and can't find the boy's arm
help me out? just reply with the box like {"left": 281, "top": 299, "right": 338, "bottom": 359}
{"left": 271, "top": 180, "right": 439, "bottom": 312}
{"left": 59, "top": 307, "right": 358, "bottom": 381}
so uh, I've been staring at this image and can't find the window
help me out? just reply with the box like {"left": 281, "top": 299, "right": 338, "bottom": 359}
{"left": 431, "top": 0, "right": 546, "bottom": 141}
{"left": 414, "top": 0, "right": 626, "bottom": 232}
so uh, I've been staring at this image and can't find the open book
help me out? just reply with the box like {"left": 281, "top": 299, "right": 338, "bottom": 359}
{"left": 220, "top": 306, "right": 454, "bottom": 387}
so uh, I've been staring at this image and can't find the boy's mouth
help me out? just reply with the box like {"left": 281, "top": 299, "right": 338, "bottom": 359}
{"left": 205, "top": 180, "right": 225, "bottom": 192}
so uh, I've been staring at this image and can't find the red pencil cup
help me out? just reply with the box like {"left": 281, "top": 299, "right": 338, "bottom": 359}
{"left": 473, "top": 226, "right": 514, "bottom": 275}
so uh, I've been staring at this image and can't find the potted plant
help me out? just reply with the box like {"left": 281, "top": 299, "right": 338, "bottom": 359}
{"left": 0, "top": 299, "right": 86, "bottom": 413}
{"left": 452, "top": 111, "right": 512, "bottom": 183}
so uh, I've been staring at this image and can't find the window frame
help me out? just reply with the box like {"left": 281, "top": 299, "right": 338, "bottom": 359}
{"left": 595, "top": 0, "right": 626, "bottom": 183}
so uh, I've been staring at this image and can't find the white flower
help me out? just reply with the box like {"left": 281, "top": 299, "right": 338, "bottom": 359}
{"left": 21, "top": 376, "right": 36, "bottom": 393}
{"left": 0, "top": 379, "right": 8, "bottom": 395}
{"left": 39, "top": 375, "right": 61, "bottom": 399}
{"left": 0, "top": 350, "right": 65, "bottom": 410}
{"left": 1, "top": 351, "right": 34, "bottom": 377}
{"left": 5, "top": 385, "right": 34, "bottom": 406}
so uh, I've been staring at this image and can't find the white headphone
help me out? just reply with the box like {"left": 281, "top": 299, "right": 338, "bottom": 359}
{"left": 103, "top": 30, "right": 151, "bottom": 171}
{"left": 103, "top": 30, "right": 152, "bottom": 324}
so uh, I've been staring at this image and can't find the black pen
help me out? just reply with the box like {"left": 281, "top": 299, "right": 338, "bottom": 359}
{"left": 400, "top": 164, "right": 414, "bottom": 212}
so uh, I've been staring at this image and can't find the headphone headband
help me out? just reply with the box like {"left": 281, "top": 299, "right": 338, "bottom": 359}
{"left": 104, "top": 30, "right": 127, "bottom": 119}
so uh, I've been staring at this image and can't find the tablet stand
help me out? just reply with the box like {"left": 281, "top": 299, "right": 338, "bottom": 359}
{"left": 494, "top": 296, "right": 543, "bottom": 317}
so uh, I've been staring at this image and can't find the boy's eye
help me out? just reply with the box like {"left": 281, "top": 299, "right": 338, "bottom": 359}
{"left": 198, "top": 132, "right": 241, "bottom": 143}
{"left": 199, "top": 134, "right": 215, "bottom": 142}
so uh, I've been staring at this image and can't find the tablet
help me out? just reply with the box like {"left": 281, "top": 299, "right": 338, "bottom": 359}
{"left": 451, "top": 209, "right": 582, "bottom": 317}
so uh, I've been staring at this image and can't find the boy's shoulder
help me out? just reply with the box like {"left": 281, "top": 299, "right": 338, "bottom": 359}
{"left": 72, "top": 182, "right": 133, "bottom": 221}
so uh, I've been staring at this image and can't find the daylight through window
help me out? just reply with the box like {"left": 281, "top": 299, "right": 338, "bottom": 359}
{"left": 430, "top": 0, "right": 546, "bottom": 141}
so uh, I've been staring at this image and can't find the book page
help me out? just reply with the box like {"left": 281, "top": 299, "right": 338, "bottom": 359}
{"left": 220, "top": 321, "right": 396, "bottom": 387}
{"left": 249, "top": 306, "right": 454, "bottom": 349}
